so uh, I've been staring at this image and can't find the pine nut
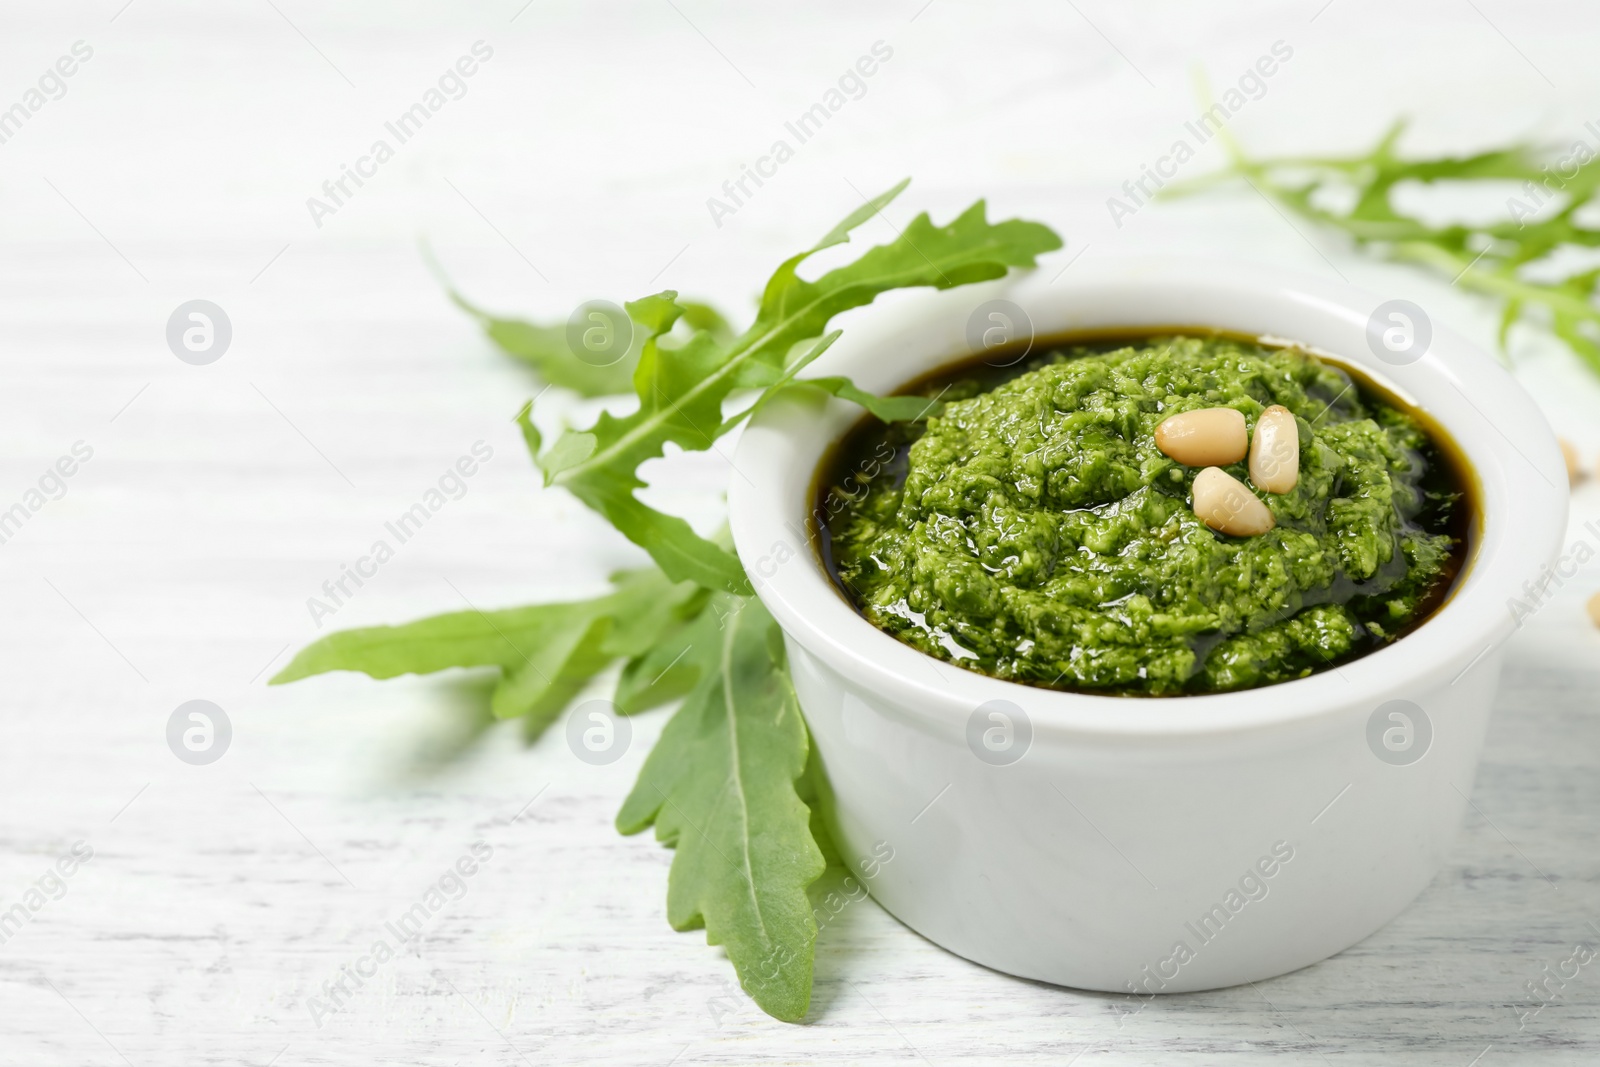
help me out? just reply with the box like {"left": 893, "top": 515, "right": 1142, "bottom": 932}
{"left": 1154, "top": 407, "right": 1247, "bottom": 467}
{"left": 1559, "top": 437, "right": 1581, "bottom": 483}
{"left": 1192, "top": 467, "right": 1275, "bottom": 537}
{"left": 1249, "top": 405, "right": 1300, "bottom": 494}
{"left": 1589, "top": 591, "right": 1600, "bottom": 629}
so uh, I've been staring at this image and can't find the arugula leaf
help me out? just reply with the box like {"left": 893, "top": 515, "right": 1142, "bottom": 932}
{"left": 614, "top": 596, "right": 719, "bottom": 714}
{"left": 1170, "top": 120, "right": 1600, "bottom": 377}
{"left": 449, "top": 289, "right": 638, "bottom": 396}
{"left": 270, "top": 568, "right": 700, "bottom": 726}
{"left": 616, "top": 597, "right": 825, "bottom": 1022}
{"left": 676, "top": 300, "right": 733, "bottom": 339}
{"left": 597, "top": 483, "right": 756, "bottom": 596}
{"left": 759, "top": 375, "right": 946, "bottom": 424}
{"left": 528, "top": 180, "right": 1060, "bottom": 590}
{"left": 449, "top": 289, "right": 734, "bottom": 398}
{"left": 282, "top": 185, "right": 1065, "bottom": 1024}
{"left": 718, "top": 333, "right": 946, "bottom": 429}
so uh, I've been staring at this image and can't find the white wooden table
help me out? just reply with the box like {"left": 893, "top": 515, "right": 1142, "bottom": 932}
{"left": 3, "top": 1, "right": 1600, "bottom": 1063}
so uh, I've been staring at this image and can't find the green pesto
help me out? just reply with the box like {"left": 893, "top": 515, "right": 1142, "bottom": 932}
{"left": 822, "top": 335, "right": 1465, "bottom": 695}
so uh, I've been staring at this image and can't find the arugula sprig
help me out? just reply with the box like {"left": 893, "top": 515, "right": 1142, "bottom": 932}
{"left": 1168, "top": 120, "right": 1600, "bottom": 376}
{"left": 528, "top": 178, "right": 1062, "bottom": 594}
{"left": 272, "top": 568, "right": 706, "bottom": 726}
{"left": 272, "top": 182, "right": 1062, "bottom": 1021}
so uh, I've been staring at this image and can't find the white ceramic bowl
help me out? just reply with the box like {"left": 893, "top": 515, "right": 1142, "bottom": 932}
{"left": 728, "top": 260, "right": 1567, "bottom": 994}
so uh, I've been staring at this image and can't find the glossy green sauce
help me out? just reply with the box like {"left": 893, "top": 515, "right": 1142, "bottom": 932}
{"left": 816, "top": 333, "right": 1473, "bottom": 696}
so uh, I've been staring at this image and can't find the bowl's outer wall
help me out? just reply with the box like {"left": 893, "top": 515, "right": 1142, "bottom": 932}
{"left": 793, "top": 636, "right": 1499, "bottom": 993}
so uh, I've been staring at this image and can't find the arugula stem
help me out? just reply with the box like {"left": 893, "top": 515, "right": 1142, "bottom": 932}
{"left": 1182, "top": 128, "right": 1600, "bottom": 381}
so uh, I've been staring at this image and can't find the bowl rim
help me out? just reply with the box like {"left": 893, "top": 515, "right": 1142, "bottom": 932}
{"left": 728, "top": 258, "right": 1568, "bottom": 739}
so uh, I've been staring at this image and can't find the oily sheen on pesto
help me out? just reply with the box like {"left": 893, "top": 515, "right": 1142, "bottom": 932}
{"left": 817, "top": 334, "right": 1470, "bottom": 696}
